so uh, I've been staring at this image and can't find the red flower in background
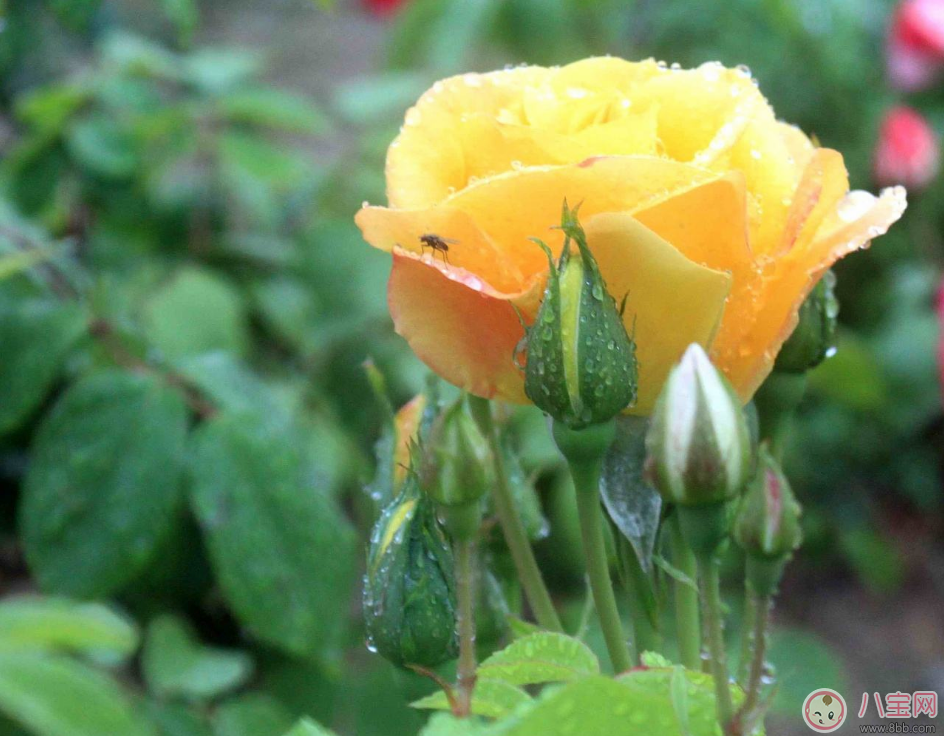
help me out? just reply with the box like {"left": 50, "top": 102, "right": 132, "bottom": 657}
{"left": 888, "top": 0, "right": 944, "bottom": 90}
{"left": 874, "top": 106, "right": 940, "bottom": 191}
{"left": 364, "top": 0, "right": 406, "bottom": 18}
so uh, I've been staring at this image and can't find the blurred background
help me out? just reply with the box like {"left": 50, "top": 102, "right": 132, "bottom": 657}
{"left": 0, "top": 0, "right": 942, "bottom": 734}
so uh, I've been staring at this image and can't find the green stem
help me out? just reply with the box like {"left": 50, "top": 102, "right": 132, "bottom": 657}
{"left": 618, "top": 536, "right": 662, "bottom": 657}
{"left": 554, "top": 419, "right": 633, "bottom": 672}
{"left": 699, "top": 555, "right": 734, "bottom": 732}
{"left": 454, "top": 538, "right": 477, "bottom": 717}
{"left": 737, "top": 587, "right": 757, "bottom": 686}
{"left": 670, "top": 515, "right": 701, "bottom": 671}
{"left": 469, "top": 397, "right": 562, "bottom": 632}
{"left": 742, "top": 592, "right": 771, "bottom": 717}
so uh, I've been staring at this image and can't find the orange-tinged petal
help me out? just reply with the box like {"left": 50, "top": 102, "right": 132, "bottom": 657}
{"left": 443, "top": 156, "right": 718, "bottom": 281}
{"left": 632, "top": 171, "right": 752, "bottom": 277}
{"left": 355, "top": 204, "right": 527, "bottom": 295}
{"left": 582, "top": 212, "right": 733, "bottom": 414}
{"left": 392, "top": 395, "right": 425, "bottom": 489}
{"left": 776, "top": 148, "right": 848, "bottom": 256}
{"left": 388, "top": 252, "right": 530, "bottom": 404}
{"left": 714, "top": 186, "right": 907, "bottom": 400}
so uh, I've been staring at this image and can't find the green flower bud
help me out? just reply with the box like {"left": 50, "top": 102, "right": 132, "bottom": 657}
{"left": 421, "top": 397, "right": 490, "bottom": 509}
{"left": 646, "top": 343, "right": 752, "bottom": 507}
{"left": 734, "top": 444, "right": 802, "bottom": 561}
{"left": 775, "top": 270, "right": 838, "bottom": 374}
{"left": 524, "top": 201, "right": 637, "bottom": 429}
{"left": 364, "top": 477, "right": 458, "bottom": 668}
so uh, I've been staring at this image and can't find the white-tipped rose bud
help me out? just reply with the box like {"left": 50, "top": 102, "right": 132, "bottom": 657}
{"left": 646, "top": 343, "right": 752, "bottom": 507}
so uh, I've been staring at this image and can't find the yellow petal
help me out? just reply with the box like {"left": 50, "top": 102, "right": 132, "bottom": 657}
{"left": 386, "top": 67, "right": 551, "bottom": 209}
{"left": 583, "top": 212, "right": 733, "bottom": 414}
{"left": 443, "top": 155, "right": 718, "bottom": 281}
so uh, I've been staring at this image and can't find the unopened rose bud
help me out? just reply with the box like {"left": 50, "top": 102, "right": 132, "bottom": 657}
{"left": 775, "top": 270, "right": 839, "bottom": 374}
{"left": 364, "top": 476, "right": 458, "bottom": 667}
{"left": 734, "top": 445, "right": 802, "bottom": 561}
{"left": 873, "top": 106, "right": 940, "bottom": 191}
{"left": 524, "top": 201, "right": 637, "bottom": 429}
{"left": 420, "top": 397, "right": 491, "bottom": 539}
{"left": 646, "top": 343, "right": 752, "bottom": 508}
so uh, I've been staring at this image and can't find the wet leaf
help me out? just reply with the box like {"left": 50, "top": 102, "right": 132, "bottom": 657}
{"left": 477, "top": 632, "right": 599, "bottom": 686}
{"left": 600, "top": 415, "right": 662, "bottom": 572}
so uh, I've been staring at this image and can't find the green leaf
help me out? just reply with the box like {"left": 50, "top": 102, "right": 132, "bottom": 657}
{"left": 212, "top": 695, "right": 294, "bottom": 736}
{"left": 142, "top": 615, "right": 253, "bottom": 700}
{"left": 0, "top": 294, "right": 85, "bottom": 435}
{"left": 66, "top": 116, "right": 138, "bottom": 179}
{"left": 217, "top": 132, "right": 310, "bottom": 189}
{"left": 418, "top": 713, "right": 493, "bottom": 736}
{"left": 766, "top": 628, "right": 847, "bottom": 718}
{"left": 173, "top": 353, "right": 282, "bottom": 418}
{"left": 477, "top": 633, "right": 599, "bottom": 686}
{"left": 143, "top": 267, "right": 250, "bottom": 360}
{"left": 601, "top": 415, "right": 662, "bottom": 572}
{"left": 332, "top": 72, "right": 429, "bottom": 124}
{"left": 499, "top": 670, "right": 747, "bottom": 735}
{"left": 0, "top": 652, "right": 155, "bottom": 736}
{"left": 218, "top": 89, "right": 330, "bottom": 135}
{"left": 0, "top": 597, "right": 137, "bottom": 661}
{"left": 183, "top": 49, "right": 261, "bottom": 93}
{"left": 411, "top": 679, "right": 530, "bottom": 719}
{"left": 20, "top": 370, "right": 189, "bottom": 597}
{"left": 189, "top": 413, "right": 356, "bottom": 657}
{"left": 144, "top": 701, "right": 213, "bottom": 736}
{"left": 281, "top": 719, "right": 338, "bottom": 736}
{"left": 159, "top": 0, "right": 198, "bottom": 45}
{"left": 14, "top": 83, "right": 90, "bottom": 135}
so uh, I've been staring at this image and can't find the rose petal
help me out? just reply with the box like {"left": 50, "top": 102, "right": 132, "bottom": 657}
{"left": 388, "top": 252, "right": 531, "bottom": 403}
{"left": 582, "top": 212, "right": 733, "bottom": 414}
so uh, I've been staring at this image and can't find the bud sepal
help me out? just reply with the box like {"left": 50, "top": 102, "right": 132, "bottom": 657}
{"left": 775, "top": 270, "right": 838, "bottom": 374}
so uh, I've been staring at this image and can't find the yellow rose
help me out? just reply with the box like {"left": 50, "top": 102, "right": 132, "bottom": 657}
{"left": 355, "top": 58, "right": 906, "bottom": 414}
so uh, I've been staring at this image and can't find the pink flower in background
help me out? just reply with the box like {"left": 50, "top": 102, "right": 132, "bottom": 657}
{"left": 887, "top": 0, "right": 944, "bottom": 90}
{"left": 364, "top": 0, "right": 407, "bottom": 18}
{"left": 874, "top": 106, "right": 940, "bottom": 191}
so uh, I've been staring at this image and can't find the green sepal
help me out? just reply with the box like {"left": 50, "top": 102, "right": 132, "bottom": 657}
{"left": 775, "top": 269, "right": 838, "bottom": 374}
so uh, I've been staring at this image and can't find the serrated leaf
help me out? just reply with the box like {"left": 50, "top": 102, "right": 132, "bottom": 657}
{"left": 142, "top": 615, "right": 253, "bottom": 700}
{"left": 280, "top": 718, "right": 338, "bottom": 736}
{"left": 411, "top": 679, "right": 530, "bottom": 720}
{"left": 600, "top": 414, "right": 662, "bottom": 572}
{"left": 0, "top": 597, "right": 137, "bottom": 661}
{"left": 0, "top": 652, "right": 155, "bottom": 736}
{"left": 189, "top": 413, "right": 355, "bottom": 657}
{"left": 477, "top": 633, "right": 599, "bottom": 686}
{"left": 499, "top": 670, "right": 750, "bottom": 735}
{"left": 143, "top": 268, "right": 249, "bottom": 361}
{"left": 20, "top": 370, "right": 189, "bottom": 597}
{"left": 212, "top": 695, "right": 294, "bottom": 736}
{"left": 0, "top": 294, "right": 85, "bottom": 435}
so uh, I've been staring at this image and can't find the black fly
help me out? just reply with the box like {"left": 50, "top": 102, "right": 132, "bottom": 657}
{"left": 419, "top": 233, "right": 456, "bottom": 264}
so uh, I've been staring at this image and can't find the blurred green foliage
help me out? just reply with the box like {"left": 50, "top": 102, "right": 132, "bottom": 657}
{"left": 0, "top": 0, "right": 939, "bottom": 734}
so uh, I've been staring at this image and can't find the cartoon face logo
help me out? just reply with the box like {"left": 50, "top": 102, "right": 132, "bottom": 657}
{"left": 803, "top": 689, "right": 847, "bottom": 732}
